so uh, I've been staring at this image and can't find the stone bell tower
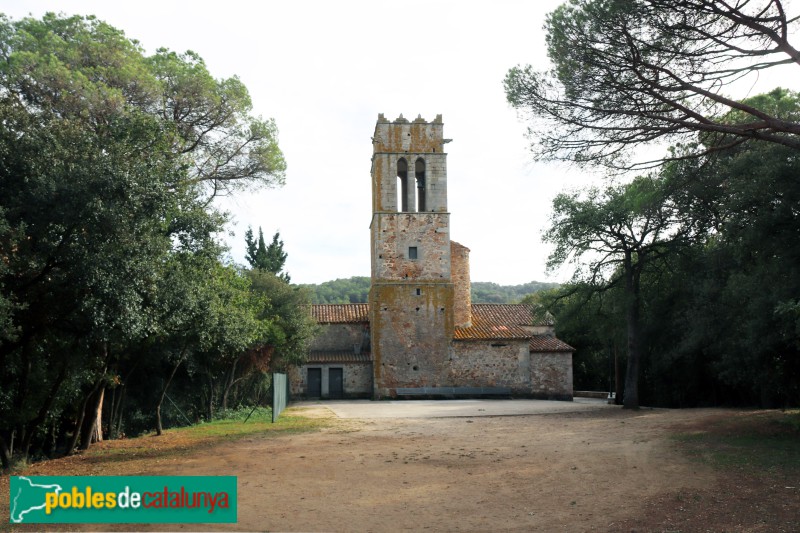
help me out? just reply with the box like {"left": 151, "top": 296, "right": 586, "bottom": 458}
{"left": 369, "top": 113, "right": 454, "bottom": 398}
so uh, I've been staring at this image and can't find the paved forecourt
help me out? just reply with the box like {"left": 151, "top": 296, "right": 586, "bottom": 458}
{"left": 299, "top": 397, "right": 614, "bottom": 419}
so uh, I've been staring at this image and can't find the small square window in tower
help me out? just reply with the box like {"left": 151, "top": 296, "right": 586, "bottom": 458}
{"left": 408, "top": 246, "right": 418, "bottom": 260}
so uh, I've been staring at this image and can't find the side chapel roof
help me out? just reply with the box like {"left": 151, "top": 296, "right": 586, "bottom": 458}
{"left": 311, "top": 303, "right": 369, "bottom": 324}
{"left": 453, "top": 304, "right": 554, "bottom": 341}
{"left": 309, "top": 303, "right": 572, "bottom": 351}
{"left": 529, "top": 336, "right": 574, "bottom": 353}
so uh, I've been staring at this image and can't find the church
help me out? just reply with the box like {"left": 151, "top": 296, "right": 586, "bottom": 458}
{"left": 289, "top": 114, "right": 573, "bottom": 400}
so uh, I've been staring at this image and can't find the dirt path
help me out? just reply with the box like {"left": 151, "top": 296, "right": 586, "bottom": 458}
{"left": 4, "top": 405, "right": 796, "bottom": 531}
{"left": 127, "top": 406, "right": 715, "bottom": 531}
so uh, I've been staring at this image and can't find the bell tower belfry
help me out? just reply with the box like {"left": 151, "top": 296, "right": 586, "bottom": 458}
{"left": 369, "top": 113, "right": 454, "bottom": 398}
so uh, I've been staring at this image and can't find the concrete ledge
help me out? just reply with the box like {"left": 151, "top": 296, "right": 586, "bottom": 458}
{"left": 395, "top": 386, "right": 512, "bottom": 397}
{"left": 574, "top": 390, "right": 610, "bottom": 399}
{"left": 529, "top": 392, "right": 574, "bottom": 402}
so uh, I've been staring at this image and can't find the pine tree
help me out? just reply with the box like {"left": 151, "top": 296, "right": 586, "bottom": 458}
{"left": 244, "top": 226, "right": 290, "bottom": 282}
{"left": 265, "top": 232, "right": 290, "bottom": 282}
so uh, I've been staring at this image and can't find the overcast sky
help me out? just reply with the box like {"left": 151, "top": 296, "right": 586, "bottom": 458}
{"left": 7, "top": 1, "right": 782, "bottom": 286}
{"left": 5, "top": 0, "right": 595, "bottom": 285}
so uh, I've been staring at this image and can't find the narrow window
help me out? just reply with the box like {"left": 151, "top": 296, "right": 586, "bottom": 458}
{"left": 409, "top": 246, "right": 418, "bottom": 259}
{"left": 415, "top": 158, "right": 426, "bottom": 211}
{"left": 397, "top": 158, "right": 409, "bottom": 212}
{"left": 415, "top": 288, "right": 421, "bottom": 296}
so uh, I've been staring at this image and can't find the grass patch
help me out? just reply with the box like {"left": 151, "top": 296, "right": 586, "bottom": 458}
{"left": 174, "top": 411, "right": 329, "bottom": 440}
{"left": 69, "top": 407, "right": 331, "bottom": 468}
{"left": 212, "top": 405, "right": 273, "bottom": 422}
{"left": 673, "top": 410, "right": 800, "bottom": 474}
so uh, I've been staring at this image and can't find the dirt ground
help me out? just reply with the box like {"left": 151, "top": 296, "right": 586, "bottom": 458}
{"left": 2, "top": 404, "right": 798, "bottom": 532}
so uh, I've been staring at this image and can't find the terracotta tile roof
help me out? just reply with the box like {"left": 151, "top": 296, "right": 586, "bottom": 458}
{"left": 309, "top": 303, "right": 572, "bottom": 350}
{"left": 454, "top": 304, "right": 563, "bottom": 345}
{"left": 453, "top": 305, "right": 536, "bottom": 340}
{"left": 311, "top": 304, "right": 369, "bottom": 324}
{"left": 529, "top": 336, "right": 574, "bottom": 353}
{"left": 453, "top": 322, "right": 532, "bottom": 340}
{"left": 471, "top": 304, "right": 553, "bottom": 327}
{"left": 306, "top": 351, "right": 372, "bottom": 363}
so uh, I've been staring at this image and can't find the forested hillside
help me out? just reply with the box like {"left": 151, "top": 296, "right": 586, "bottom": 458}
{"left": 300, "top": 277, "right": 558, "bottom": 304}
{"left": 471, "top": 281, "right": 559, "bottom": 303}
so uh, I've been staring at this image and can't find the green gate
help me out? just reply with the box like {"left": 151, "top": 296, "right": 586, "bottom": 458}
{"left": 272, "top": 372, "right": 288, "bottom": 422}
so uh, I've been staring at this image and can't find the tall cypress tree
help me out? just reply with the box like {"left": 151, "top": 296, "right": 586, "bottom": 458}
{"left": 244, "top": 226, "right": 290, "bottom": 282}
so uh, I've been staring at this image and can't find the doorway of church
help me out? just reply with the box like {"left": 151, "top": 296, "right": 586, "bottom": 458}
{"left": 307, "top": 368, "right": 322, "bottom": 398}
{"left": 329, "top": 368, "right": 344, "bottom": 399}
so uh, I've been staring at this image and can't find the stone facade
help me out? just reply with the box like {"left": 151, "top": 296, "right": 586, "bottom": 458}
{"left": 309, "top": 323, "right": 369, "bottom": 353}
{"left": 449, "top": 340, "right": 530, "bottom": 392}
{"left": 529, "top": 352, "right": 573, "bottom": 401}
{"left": 289, "top": 362, "right": 372, "bottom": 399}
{"left": 370, "top": 113, "right": 456, "bottom": 398}
{"left": 370, "top": 283, "right": 454, "bottom": 396}
{"left": 451, "top": 242, "right": 472, "bottom": 328}
{"left": 370, "top": 113, "right": 448, "bottom": 214}
{"left": 291, "top": 114, "right": 574, "bottom": 401}
{"left": 370, "top": 213, "right": 452, "bottom": 281}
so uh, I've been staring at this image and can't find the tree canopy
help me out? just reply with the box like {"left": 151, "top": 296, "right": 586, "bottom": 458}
{"left": 0, "top": 13, "right": 301, "bottom": 470}
{"left": 297, "top": 277, "right": 558, "bottom": 304}
{"left": 545, "top": 175, "right": 694, "bottom": 408}
{"left": 0, "top": 13, "right": 286, "bottom": 198}
{"left": 504, "top": 0, "right": 800, "bottom": 170}
{"left": 540, "top": 89, "right": 800, "bottom": 408}
{"left": 245, "top": 227, "right": 290, "bottom": 282}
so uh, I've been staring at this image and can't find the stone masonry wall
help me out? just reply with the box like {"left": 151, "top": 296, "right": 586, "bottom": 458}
{"left": 371, "top": 213, "right": 451, "bottom": 281}
{"left": 371, "top": 152, "right": 448, "bottom": 214}
{"left": 371, "top": 114, "right": 448, "bottom": 214}
{"left": 289, "top": 363, "right": 372, "bottom": 399}
{"left": 450, "top": 241, "right": 472, "bottom": 328}
{"left": 370, "top": 114, "right": 458, "bottom": 398}
{"left": 288, "top": 365, "right": 302, "bottom": 396}
{"left": 370, "top": 283, "right": 454, "bottom": 397}
{"left": 373, "top": 113, "right": 444, "bottom": 154}
{"left": 450, "top": 340, "right": 531, "bottom": 393}
{"left": 309, "top": 323, "right": 368, "bottom": 352}
{"left": 530, "top": 352, "right": 574, "bottom": 401}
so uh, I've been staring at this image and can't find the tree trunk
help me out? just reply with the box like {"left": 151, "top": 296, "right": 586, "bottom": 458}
{"left": 0, "top": 433, "right": 11, "bottom": 471}
{"left": 115, "top": 384, "right": 127, "bottom": 439}
{"left": 207, "top": 375, "right": 215, "bottom": 421}
{"left": 78, "top": 384, "right": 105, "bottom": 451}
{"left": 14, "top": 339, "right": 32, "bottom": 415}
{"left": 107, "top": 384, "right": 116, "bottom": 435}
{"left": 67, "top": 397, "right": 89, "bottom": 455}
{"left": 93, "top": 388, "right": 104, "bottom": 443}
{"left": 622, "top": 254, "right": 642, "bottom": 409}
{"left": 614, "top": 344, "right": 623, "bottom": 405}
{"left": 67, "top": 379, "right": 104, "bottom": 454}
{"left": 155, "top": 403, "right": 163, "bottom": 436}
{"left": 19, "top": 358, "right": 70, "bottom": 460}
{"left": 65, "top": 343, "right": 110, "bottom": 454}
{"left": 109, "top": 362, "right": 137, "bottom": 439}
{"left": 222, "top": 358, "right": 237, "bottom": 412}
{"left": 155, "top": 352, "right": 186, "bottom": 436}
{"left": 12, "top": 340, "right": 34, "bottom": 459}
{"left": 222, "top": 356, "right": 248, "bottom": 412}
{"left": 43, "top": 420, "right": 57, "bottom": 458}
